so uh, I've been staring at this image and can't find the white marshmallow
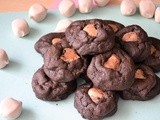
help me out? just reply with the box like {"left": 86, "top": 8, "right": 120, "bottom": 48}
{"left": 78, "top": 0, "right": 93, "bottom": 13}
{"left": 0, "top": 48, "right": 9, "bottom": 69}
{"left": 139, "top": 0, "right": 156, "bottom": 18}
{"left": 29, "top": 3, "right": 47, "bottom": 22}
{"left": 59, "top": 0, "right": 76, "bottom": 17}
{"left": 155, "top": 7, "right": 160, "bottom": 23}
{"left": 55, "top": 19, "right": 72, "bottom": 32}
{"left": 120, "top": 0, "right": 137, "bottom": 16}
{"left": 12, "top": 19, "right": 30, "bottom": 37}
{"left": 0, "top": 97, "right": 22, "bottom": 120}
{"left": 94, "top": 0, "right": 110, "bottom": 7}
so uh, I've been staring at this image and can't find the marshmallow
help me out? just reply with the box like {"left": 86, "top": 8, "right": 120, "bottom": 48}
{"left": 28, "top": 3, "right": 47, "bottom": 22}
{"left": 0, "top": 97, "right": 22, "bottom": 119}
{"left": 120, "top": 0, "right": 137, "bottom": 16}
{"left": 139, "top": 0, "right": 156, "bottom": 18}
{"left": 12, "top": 19, "right": 30, "bottom": 37}
{"left": 54, "top": 19, "right": 72, "bottom": 32}
{"left": 78, "top": 0, "right": 93, "bottom": 13}
{"left": 0, "top": 48, "right": 9, "bottom": 69}
{"left": 155, "top": 7, "right": 160, "bottom": 23}
{"left": 59, "top": 0, "right": 76, "bottom": 17}
{"left": 94, "top": 0, "right": 110, "bottom": 7}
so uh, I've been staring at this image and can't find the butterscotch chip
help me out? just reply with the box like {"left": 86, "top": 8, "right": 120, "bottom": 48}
{"left": 150, "top": 45, "right": 156, "bottom": 54}
{"left": 52, "top": 38, "right": 62, "bottom": 45}
{"left": 104, "top": 54, "right": 120, "bottom": 70}
{"left": 108, "top": 24, "right": 118, "bottom": 33}
{"left": 83, "top": 24, "right": 97, "bottom": 37}
{"left": 135, "top": 69, "right": 146, "bottom": 79}
{"left": 122, "top": 32, "right": 138, "bottom": 42}
{"left": 88, "top": 88, "right": 107, "bottom": 104}
{"left": 60, "top": 48, "right": 80, "bottom": 62}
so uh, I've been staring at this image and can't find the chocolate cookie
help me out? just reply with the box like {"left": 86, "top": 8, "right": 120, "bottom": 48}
{"left": 120, "top": 65, "right": 160, "bottom": 101}
{"left": 144, "top": 37, "right": 160, "bottom": 72}
{"left": 104, "top": 20, "right": 125, "bottom": 33}
{"left": 87, "top": 48, "right": 135, "bottom": 91}
{"left": 65, "top": 19, "right": 115, "bottom": 56}
{"left": 34, "top": 32, "right": 69, "bottom": 56}
{"left": 43, "top": 45, "right": 87, "bottom": 82}
{"left": 32, "top": 67, "right": 77, "bottom": 101}
{"left": 116, "top": 25, "right": 151, "bottom": 62}
{"left": 80, "top": 55, "right": 94, "bottom": 83}
{"left": 74, "top": 83, "right": 118, "bottom": 120}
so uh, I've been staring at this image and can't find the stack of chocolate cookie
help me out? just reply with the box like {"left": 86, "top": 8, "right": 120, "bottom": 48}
{"left": 32, "top": 32, "right": 87, "bottom": 101}
{"left": 32, "top": 19, "right": 160, "bottom": 120}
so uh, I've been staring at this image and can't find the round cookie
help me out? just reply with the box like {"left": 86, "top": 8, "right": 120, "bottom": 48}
{"left": 104, "top": 20, "right": 125, "bottom": 33}
{"left": 74, "top": 83, "right": 118, "bottom": 120}
{"left": 120, "top": 65, "right": 160, "bottom": 101}
{"left": 43, "top": 45, "right": 87, "bottom": 82}
{"left": 87, "top": 48, "right": 135, "bottom": 91}
{"left": 65, "top": 19, "right": 115, "bottom": 56}
{"left": 34, "top": 32, "right": 69, "bottom": 56}
{"left": 32, "top": 67, "right": 77, "bottom": 101}
{"left": 144, "top": 37, "right": 160, "bottom": 72}
{"left": 116, "top": 25, "right": 151, "bottom": 62}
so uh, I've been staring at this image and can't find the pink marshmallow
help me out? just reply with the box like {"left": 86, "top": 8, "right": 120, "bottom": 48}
{"left": 0, "top": 97, "right": 22, "bottom": 120}
{"left": 120, "top": 0, "right": 137, "bottom": 16}
{"left": 28, "top": 3, "right": 47, "bottom": 22}
{"left": 54, "top": 19, "right": 72, "bottom": 32}
{"left": 94, "top": 0, "right": 110, "bottom": 7}
{"left": 0, "top": 48, "right": 9, "bottom": 69}
{"left": 139, "top": 0, "right": 156, "bottom": 18}
{"left": 155, "top": 7, "right": 160, "bottom": 23}
{"left": 12, "top": 19, "right": 30, "bottom": 37}
{"left": 59, "top": 0, "right": 76, "bottom": 17}
{"left": 78, "top": 0, "right": 93, "bottom": 13}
